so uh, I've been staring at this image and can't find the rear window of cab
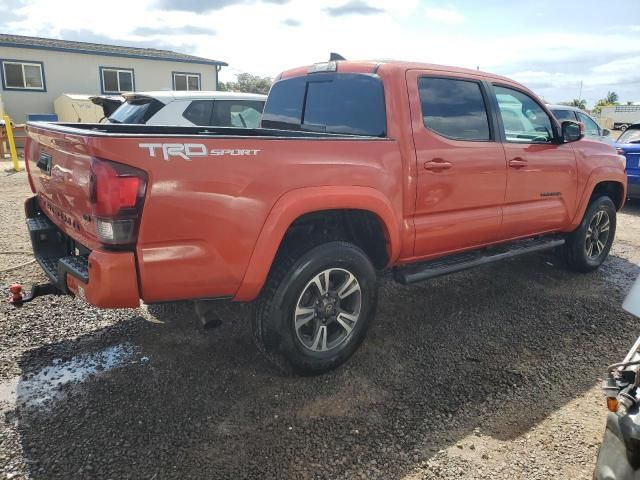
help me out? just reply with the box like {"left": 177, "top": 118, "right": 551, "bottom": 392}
{"left": 261, "top": 72, "right": 386, "bottom": 137}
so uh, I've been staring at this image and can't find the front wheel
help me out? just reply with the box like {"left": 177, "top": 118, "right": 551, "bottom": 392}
{"left": 252, "top": 241, "right": 378, "bottom": 374}
{"left": 564, "top": 196, "right": 616, "bottom": 272}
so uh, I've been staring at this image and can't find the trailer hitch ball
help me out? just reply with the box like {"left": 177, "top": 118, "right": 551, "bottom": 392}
{"left": 9, "top": 283, "right": 24, "bottom": 303}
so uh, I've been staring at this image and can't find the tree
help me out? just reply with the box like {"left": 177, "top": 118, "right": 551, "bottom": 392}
{"left": 570, "top": 98, "right": 587, "bottom": 110}
{"left": 605, "top": 91, "right": 619, "bottom": 104}
{"left": 592, "top": 92, "right": 620, "bottom": 115}
{"left": 219, "top": 73, "right": 272, "bottom": 95}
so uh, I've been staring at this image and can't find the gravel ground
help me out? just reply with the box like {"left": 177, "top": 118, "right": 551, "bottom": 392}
{"left": 1, "top": 158, "right": 640, "bottom": 479}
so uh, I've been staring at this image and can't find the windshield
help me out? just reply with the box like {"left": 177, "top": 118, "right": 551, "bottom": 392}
{"left": 550, "top": 109, "right": 576, "bottom": 121}
{"left": 109, "top": 97, "right": 164, "bottom": 124}
{"left": 618, "top": 128, "right": 640, "bottom": 144}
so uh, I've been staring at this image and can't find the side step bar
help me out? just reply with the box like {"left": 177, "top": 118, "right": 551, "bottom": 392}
{"left": 395, "top": 236, "right": 565, "bottom": 285}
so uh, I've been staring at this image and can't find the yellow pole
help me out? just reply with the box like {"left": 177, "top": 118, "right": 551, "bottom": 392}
{"left": 3, "top": 115, "right": 20, "bottom": 172}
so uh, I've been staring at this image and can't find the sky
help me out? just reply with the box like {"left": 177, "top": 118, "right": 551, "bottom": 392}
{"left": 0, "top": 0, "right": 639, "bottom": 106}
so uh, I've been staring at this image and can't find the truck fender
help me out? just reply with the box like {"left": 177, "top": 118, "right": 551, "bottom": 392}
{"left": 233, "top": 186, "right": 402, "bottom": 301}
{"left": 570, "top": 166, "right": 627, "bottom": 228}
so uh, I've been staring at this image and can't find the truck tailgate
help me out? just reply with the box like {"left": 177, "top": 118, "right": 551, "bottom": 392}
{"left": 27, "top": 126, "right": 99, "bottom": 249}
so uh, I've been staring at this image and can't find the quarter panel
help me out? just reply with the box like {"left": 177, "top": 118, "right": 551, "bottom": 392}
{"left": 119, "top": 137, "right": 406, "bottom": 302}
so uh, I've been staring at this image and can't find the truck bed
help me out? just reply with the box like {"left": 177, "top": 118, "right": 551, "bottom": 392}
{"left": 27, "top": 121, "right": 381, "bottom": 139}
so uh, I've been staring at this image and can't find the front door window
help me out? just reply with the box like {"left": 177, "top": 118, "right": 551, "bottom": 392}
{"left": 494, "top": 86, "right": 553, "bottom": 143}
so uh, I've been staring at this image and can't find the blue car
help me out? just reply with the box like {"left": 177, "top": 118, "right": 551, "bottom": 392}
{"left": 617, "top": 123, "right": 640, "bottom": 199}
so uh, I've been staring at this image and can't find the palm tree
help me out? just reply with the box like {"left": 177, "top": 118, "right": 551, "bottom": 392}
{"left": 571, "top": 99, "right": 587, "bottom": 110}
{"left": 605, "top": 91, "right": 619, "bottom": 104}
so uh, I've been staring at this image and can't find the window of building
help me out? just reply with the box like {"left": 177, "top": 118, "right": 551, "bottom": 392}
{"left": 418, "top": 77, "right": 490, "bottom": 141}
{"left": 1, "top": 60, "right": 45, "bottom": 90}
{"left": 173, "top": 72, "right": 201, "bottom": 91}
{"left": 100, "top": 67, "right": 135, "bottom": 94}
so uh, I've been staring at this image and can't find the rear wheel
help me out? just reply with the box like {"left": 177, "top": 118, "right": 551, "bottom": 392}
{"left": 252, "top": 241, "right": 378, "bottom": 374}
{"left": 564, "top": 196, "right": 616, "bottom": 272}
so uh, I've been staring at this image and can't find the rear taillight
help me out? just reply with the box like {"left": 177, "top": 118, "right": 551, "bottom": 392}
{"left": 90, "top": 158, "right": 147, "bottom": 245}
{"left": 617, "top": 147, "right": 626, "bottom": 156}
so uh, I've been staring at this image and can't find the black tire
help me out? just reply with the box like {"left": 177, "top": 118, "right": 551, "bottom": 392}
{"left": 564, "top": 196, "right": 616, "bottom": 272}
{"left": 252, "top": 241, "right": 378, "bottom": 374}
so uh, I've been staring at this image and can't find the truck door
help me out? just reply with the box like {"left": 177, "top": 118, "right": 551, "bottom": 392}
{"left": 407, "top": 70, "right": 507, "bottom": 257}
{"left": 488, "top": 84, "right": 578, "bottom": 239}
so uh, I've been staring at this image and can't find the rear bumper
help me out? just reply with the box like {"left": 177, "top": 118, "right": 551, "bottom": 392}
{"left": 25, "top": 196, "right": 140, "bottom": 308}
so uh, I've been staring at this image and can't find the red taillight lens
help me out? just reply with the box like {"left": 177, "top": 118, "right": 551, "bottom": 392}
{"left": 91, "top": 159, "right": 144, "bottom": 216}
{"left": 617, "top": 147, "right": 626, "bottom": 156}
{"left": 90, "top": 158, "right": 147, "bottom": 245}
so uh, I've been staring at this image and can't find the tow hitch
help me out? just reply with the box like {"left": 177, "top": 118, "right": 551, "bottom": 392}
{"left": 8, "top": 283, "right": 63, "bottom": 306}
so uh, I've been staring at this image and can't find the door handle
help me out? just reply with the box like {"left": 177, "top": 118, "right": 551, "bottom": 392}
{"left": 508, "top": 157, "right": 527, "bottom": 168}
{"left": 424, "top": 159, "right": 452, "bottom": 171}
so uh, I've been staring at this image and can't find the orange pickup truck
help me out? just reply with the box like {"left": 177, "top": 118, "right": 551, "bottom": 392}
{"left": 21, "top": 59, "right": 627, "bottom": 373}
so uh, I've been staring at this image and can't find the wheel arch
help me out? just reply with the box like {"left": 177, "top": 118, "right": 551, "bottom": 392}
{"left": 234, "top": 186, "right": 402, "bottom": 301}
{"left": 571, "top": 168, "right": 627, "bottom": 227}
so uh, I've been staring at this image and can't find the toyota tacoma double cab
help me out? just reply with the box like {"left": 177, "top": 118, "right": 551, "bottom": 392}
{"left": 20, "top": 59, "right": 627, "bottom": 374}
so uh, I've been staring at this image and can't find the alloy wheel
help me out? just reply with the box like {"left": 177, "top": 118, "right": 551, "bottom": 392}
{"left": 294, "top": 268, "right": 362, "bottom": 352}
{"left": 585, "top": 209, "right": 611, "bottom": 259}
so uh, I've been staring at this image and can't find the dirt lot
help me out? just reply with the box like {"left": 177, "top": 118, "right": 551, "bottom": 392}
{"left": 1, "top": 160, "right": 639, "bottom": 479}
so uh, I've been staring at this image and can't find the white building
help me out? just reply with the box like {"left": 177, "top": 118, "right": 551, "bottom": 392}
{"left": 0, "top": 33, "right": 227, "bottom": 123}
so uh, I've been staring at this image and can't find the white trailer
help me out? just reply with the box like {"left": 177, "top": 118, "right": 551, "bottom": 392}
{"left": 596, "top": 105, "right": 640, "bottom": 131}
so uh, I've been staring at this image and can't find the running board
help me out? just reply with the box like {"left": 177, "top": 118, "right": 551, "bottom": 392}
{"left": 394, "top": 236, "right": 565, "bottom": 285}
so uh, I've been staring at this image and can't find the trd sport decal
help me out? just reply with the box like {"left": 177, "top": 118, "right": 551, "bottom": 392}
{"left": 139, "top": 143, "right": 260, "bottom": 161}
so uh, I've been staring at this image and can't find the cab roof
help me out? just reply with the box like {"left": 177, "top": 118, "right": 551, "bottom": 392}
{"left": 278, "top": 59, "right": 516, "bottom": 85}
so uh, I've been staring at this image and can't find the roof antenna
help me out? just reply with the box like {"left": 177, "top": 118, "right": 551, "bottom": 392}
{"left": 330, "top": 52, "right": 346, "bottom": 61}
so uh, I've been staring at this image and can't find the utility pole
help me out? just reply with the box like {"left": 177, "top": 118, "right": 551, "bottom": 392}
{"left": 578, "top": 80, "right": 583, "bottom": 100}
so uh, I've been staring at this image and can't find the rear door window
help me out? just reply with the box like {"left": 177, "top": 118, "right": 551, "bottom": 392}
{"left": 182, "top": 100, "right": 215, "bottom": 126}
{"left": 261, "top": 73, "right": 386, "bottom": 136}
{"left": 418, "top": 77, "right": 491, "bottom": 141}
{"left": 212, "top": 100, "right": 265, "bottom": 128}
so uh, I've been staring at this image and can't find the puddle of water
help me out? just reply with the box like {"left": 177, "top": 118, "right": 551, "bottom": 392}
{"left": 0, "top": 343, "right": 144, "bottom": 411}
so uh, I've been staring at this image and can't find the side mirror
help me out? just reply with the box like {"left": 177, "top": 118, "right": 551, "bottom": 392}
{"left": 562, "top": 121, "right": 584, "bottom": 143}
{"left": 602, "top": 128, "right": 611, "bottom": 137}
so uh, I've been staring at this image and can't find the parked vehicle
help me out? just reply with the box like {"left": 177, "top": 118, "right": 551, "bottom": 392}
{"left": 595, "top": 275, "right": 640, "bottom": 480}
{"left": 597, "top": 105, "right": 640, "bottom": 132}
{"left": 616, "top": 123, "right": 640, "bottom": 199}
{"left": 106, "top": 91, "right": 266, "bottom": 128}
{"left": 549, "top": 104, "right": 613, "bottom": 143}
{"left": 17, "top": 59, "right": 627, "bottom": 373}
